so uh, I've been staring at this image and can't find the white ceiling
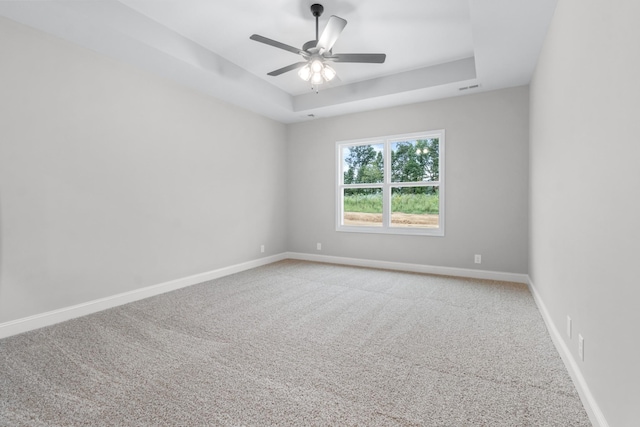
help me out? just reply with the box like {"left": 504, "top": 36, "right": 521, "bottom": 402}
{"left": 0, "top": 0, "right": 557, "bottom": 123}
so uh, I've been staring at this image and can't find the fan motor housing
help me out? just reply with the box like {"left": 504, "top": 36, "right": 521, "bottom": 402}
{"left": 310, "top": 4, "right": 324, "bottom": 17}
{"left": 303, "top": 40, "right": 318, "bottom": 52}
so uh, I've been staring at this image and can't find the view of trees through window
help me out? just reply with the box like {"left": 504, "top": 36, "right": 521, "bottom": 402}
{"left": 340, "top": 136, "right": 442, "bottom": 232}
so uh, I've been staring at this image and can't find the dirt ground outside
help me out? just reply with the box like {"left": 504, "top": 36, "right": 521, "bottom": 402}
{"left": 344, "top": 212, "right": 439, "bottom": 228}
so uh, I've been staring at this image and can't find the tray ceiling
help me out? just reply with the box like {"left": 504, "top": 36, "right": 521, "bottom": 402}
{"left": 0, "top": 0, "right": 557, "bottom": 123}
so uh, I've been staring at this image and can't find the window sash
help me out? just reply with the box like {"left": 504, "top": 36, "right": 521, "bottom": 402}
{"left": 337, "top": 130, "right": 445, "bottom": 236}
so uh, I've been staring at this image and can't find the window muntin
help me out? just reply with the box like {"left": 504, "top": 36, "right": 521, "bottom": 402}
{"left": 337, "top": 131, "right": 444, "bottom": 236}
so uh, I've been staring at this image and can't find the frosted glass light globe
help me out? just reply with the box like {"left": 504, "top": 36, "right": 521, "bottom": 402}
{"left": 298, "top": 64, "right": 312, "bottom": 81}
{"left": 322, "top": 65, "right": 336, "bottom": 81}
{"left": 311, "top": 60, "right": 323, "bottom": 73}
{"left": 311, "top": 72, "right": 324, "bottom": 85}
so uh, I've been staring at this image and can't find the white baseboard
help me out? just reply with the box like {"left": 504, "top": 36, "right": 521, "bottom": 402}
{"left": 527, "top": 277, "right": 608, "bottom": 427}
{"left": 285, "top": 252, "right": 530, "bottom": 284}
{"left": 0, "top": 253, "right": 287, "bottom": 340}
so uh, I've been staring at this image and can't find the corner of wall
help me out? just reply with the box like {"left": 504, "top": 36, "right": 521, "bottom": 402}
{"left": 526, "top": 276, "right": 609, "bottom": 427}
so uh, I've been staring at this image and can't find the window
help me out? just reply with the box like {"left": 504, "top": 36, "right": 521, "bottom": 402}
{"left": 336, "top": 130, "right": 444, "bottom": 236}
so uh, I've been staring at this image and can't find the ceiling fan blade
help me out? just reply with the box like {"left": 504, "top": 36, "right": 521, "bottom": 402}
{"left": 328, "top": 53, "right": 387, "bottom": 63}
{"left": 267, "top": 62, "right": 309, "bottom": 76}
{"left": 317, "top": 16, "right": 347, "bottom": 53}
{"left": 250, "top": 34, "right": 305, "bottom": 56}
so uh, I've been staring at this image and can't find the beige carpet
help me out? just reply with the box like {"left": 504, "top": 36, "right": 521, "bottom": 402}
{"left": 0, "top": 260, "right": 590, "bottom": 426}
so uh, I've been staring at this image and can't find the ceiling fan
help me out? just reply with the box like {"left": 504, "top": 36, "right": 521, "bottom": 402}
{"left": 250, "top": 3, "right": 386, "bottom": 87}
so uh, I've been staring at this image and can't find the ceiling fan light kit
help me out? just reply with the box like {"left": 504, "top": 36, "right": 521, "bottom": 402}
{"left": 298, "top": 59, "right": 336, "bottom": 85}
{"left": 250, "top": 3, "right": 386, "bottom": 91}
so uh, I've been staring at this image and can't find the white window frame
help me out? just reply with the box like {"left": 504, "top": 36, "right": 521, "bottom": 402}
{"left": 336, "top": 130, "right": 445, "bottom": 236}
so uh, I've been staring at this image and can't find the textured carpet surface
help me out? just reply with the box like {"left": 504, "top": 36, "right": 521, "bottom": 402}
{"left": 1, "top": 260, "right": 591, "bottom": 426}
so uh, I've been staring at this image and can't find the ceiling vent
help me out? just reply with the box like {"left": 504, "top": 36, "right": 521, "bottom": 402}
{"left": 459, "top": 84, "right": 480, "bottom": 91}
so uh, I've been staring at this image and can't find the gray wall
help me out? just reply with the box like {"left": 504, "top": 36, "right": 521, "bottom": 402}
{"left": 4, "top": 4, "right": 637, "bottom": 423}
{"left": 0, "top": 17, "right": 288, "bottom": 323}
{"left": 287, "top": 87, "right": 529, "bottom": 273}
{"left": 529, "top": 0, "right": 640, "bottom": 425}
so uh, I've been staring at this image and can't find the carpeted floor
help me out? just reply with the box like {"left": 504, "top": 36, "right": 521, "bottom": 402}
{"left": 0, "top": 260, "right": 591, "bottom": 426}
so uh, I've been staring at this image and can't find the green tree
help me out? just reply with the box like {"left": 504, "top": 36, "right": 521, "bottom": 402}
{"left": 359, "top": 151, "right": 383, "bottom": 183}
{"left": 343, "top": 139, "right": 438, "bottom": 195}
{"left": 391, "top": 138, "right": 439, "bottom": 194}
{"left": 417, "top": 138, "right": 439, "bottom": 182}
{"left": 343, "top": 167, "right": 355, "bottom": 184}
{"left": 343, "top": 145, "right": 383, "bottom": 193}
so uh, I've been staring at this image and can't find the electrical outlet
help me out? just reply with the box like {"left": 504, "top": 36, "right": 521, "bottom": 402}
{"left": 317, "top": 243, "right": 322, "bottom": 251}
{"left": 578, "top": 334, "right": 584, "bottom": 361}
{"left": 474, "top": 254, "right": 481, "bottom": 264}
{"left": 260, "top": 245, "right": 265, "bottom": 253}
{"left": 567, "top": 316, "right": 572, "bottom": 339}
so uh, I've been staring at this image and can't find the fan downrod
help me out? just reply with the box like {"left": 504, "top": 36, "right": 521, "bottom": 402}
{"left": 310, "top": 4, "right": 324, "bottom": 42}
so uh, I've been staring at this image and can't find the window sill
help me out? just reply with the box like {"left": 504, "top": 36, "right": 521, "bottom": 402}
{"left": 336, "top": 226, "right": 444, "bottom": 237}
